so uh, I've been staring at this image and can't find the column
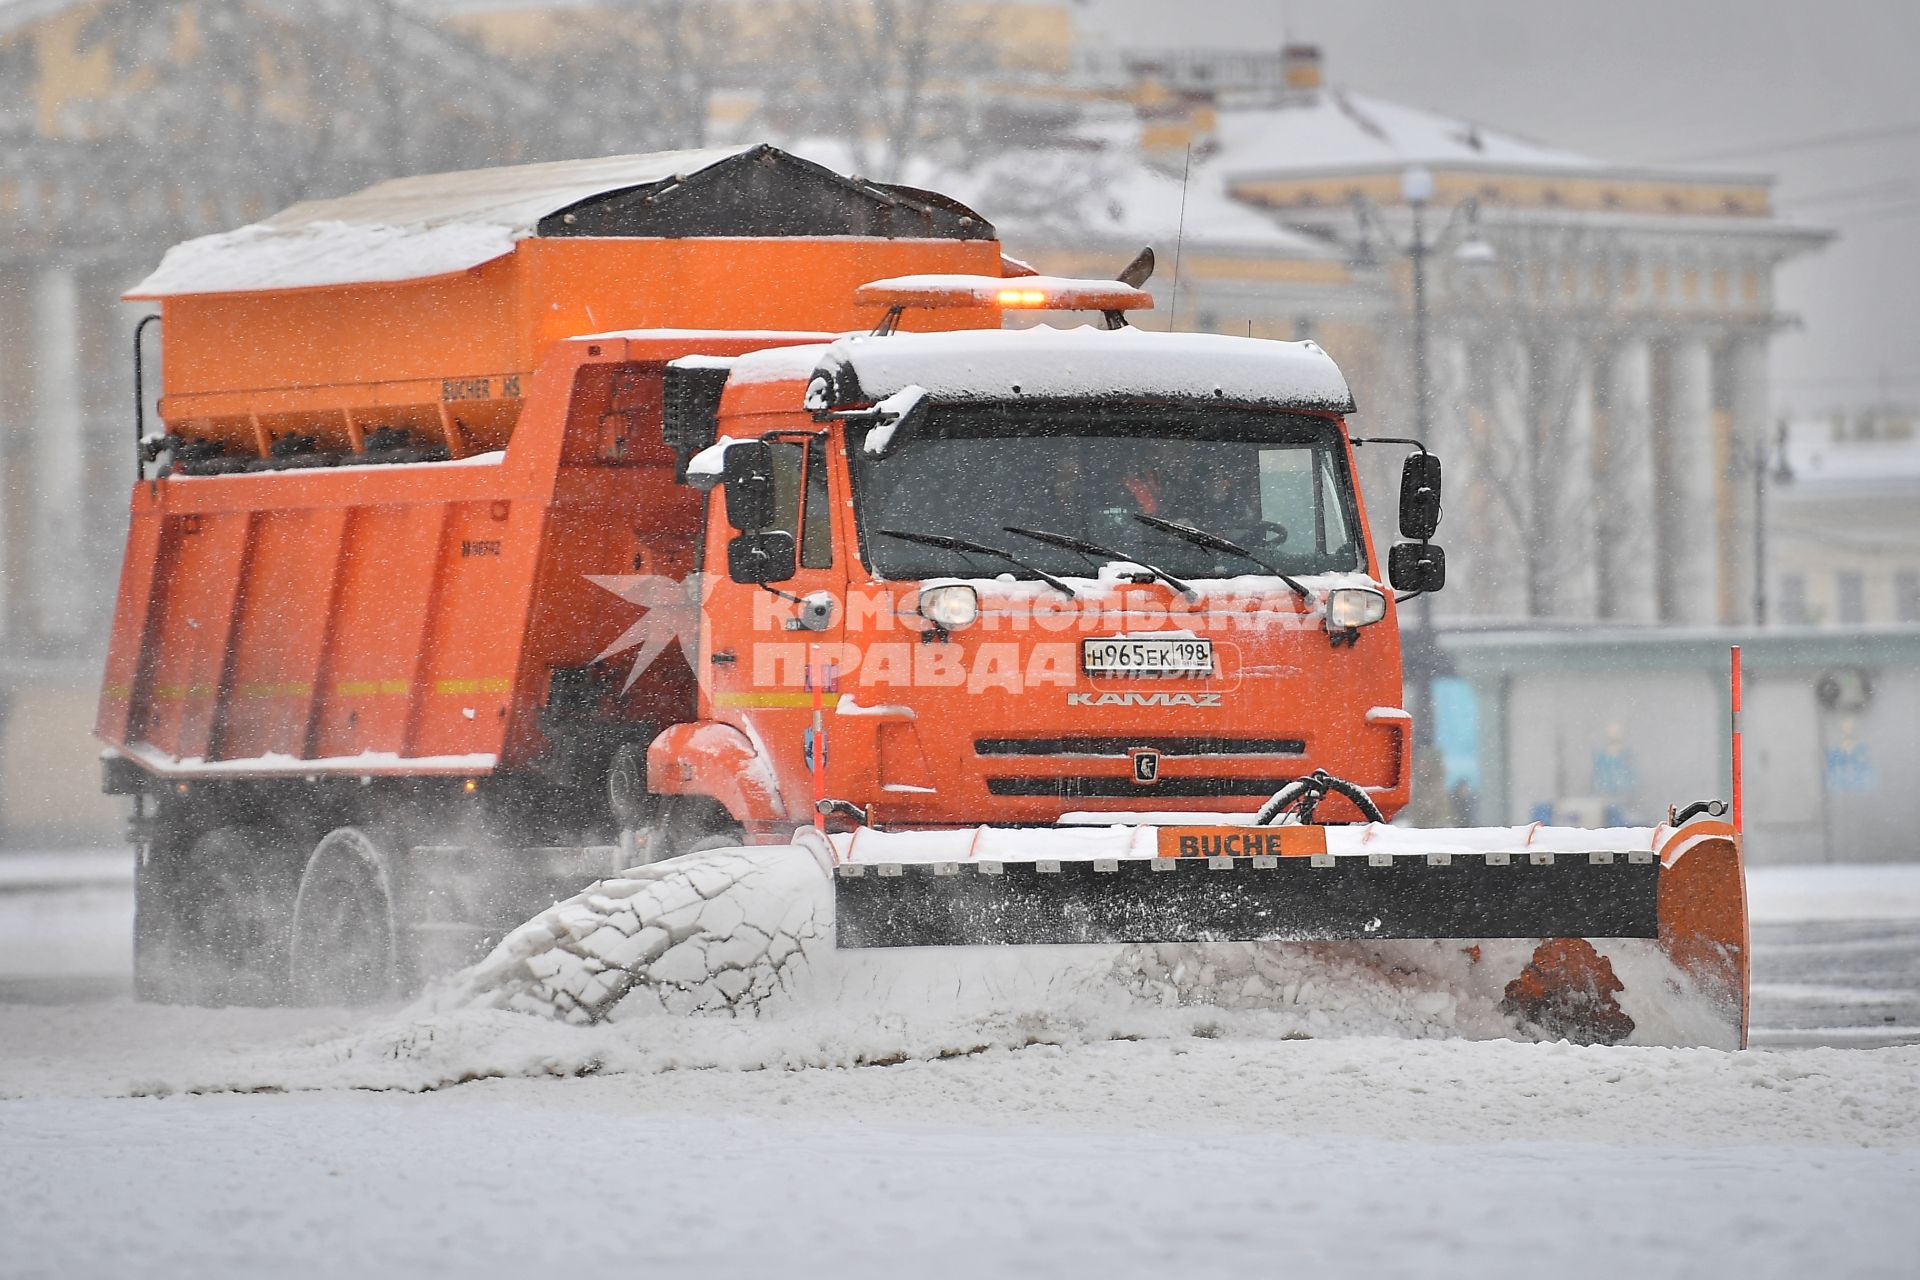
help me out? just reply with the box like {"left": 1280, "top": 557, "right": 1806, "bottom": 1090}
{"left": 1465, "top": 334, "right": 1531, "bottom": 619}
{"left": 1726, "top": 333, "right": 1770, "bottom": 625}
{"left": 1659, "top": 336, "right": 1717, "bottom": 625}
{"left": 31, "top": 264, "right": 88, "bottom": 637}
{"left": 1532, "top": 338, "right": 1597, "bottom": 620}
{"left": 0, "top": 264, "right": 20, "bottom": 640}
{"left": 1595, "top": 337, "right": 1658, "bottom": 621}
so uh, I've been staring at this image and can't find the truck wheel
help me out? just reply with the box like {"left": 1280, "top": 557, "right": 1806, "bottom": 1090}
{"left": 132, "top": 820, "right": 190, "bottom": 1004}
{"left": 607, "top": 741, "right": 654, "bottom": 828}
{"left": 289, "top": 828, "right": 400, "bottom": 1006}
{"left": 653, "top": 797, "right": 744, "bottom": 863}
{"left": 134, "top": 822, "right": 296, "bottom": 1006}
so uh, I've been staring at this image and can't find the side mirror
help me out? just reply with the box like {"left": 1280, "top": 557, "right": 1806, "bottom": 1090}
{"left": 1389, "top": 541, "right": 1446, "bottom": 594}
{"left": 1399, "top": 451, "right": 1443, "bottom": 541}
{"left": 722, "top": 440, "right": 778, "bottom": 531}
{"left": 727, "top": 531, "right": 797, "bottom": 585}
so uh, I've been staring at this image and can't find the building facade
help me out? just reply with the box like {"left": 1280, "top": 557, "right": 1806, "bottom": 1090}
{"left": 0, "top": 8, "right": 1848, "bottom": 841}
{"left": 1771, "top": 408, "right": 1920, "bottom": 627}
{"left": 962, "top": 44, "right": 1832, "bottom": 628}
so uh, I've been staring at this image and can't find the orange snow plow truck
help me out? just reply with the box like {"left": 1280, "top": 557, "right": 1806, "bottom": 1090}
{"left": 98, "top": 145, "right": 1748, "bottom": 1045}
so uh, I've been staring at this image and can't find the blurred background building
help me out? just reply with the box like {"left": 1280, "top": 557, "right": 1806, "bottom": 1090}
{"left": 0, "top": 0, "right": 1911, "bottom": 853}
{"left": 1772, "top": 407, "right": 1920, "bottom": 627}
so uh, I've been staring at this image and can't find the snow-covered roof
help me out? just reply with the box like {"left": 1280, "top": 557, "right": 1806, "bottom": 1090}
{"left": 128, "top": 146, "right": 756, "bottom": 297}
{"left": 768, "top": 133, "right": 1335, "bottom": 260}
{"left": 1211, "top": 87, "right": 1603, "bottom": 178}
{"left": 805, "top": 325, "right": 1355, "bottom": 414}
{"left": 931, "top": 143, "right": 1338, "bottom": 258}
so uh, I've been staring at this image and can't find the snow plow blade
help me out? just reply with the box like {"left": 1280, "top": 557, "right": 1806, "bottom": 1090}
{"left": 832, "top": 821, "right": 1750, "bottom": 1047}
{"left": 833, "top": 851, "right": 1660, "bottom": 948}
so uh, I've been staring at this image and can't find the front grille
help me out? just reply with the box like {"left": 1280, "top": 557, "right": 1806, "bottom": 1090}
{"left": 975, "top": 736, "right": 1305, "bottom": 759}
{"left": 986, "top": 776, "right": 1294, "bottom": 799}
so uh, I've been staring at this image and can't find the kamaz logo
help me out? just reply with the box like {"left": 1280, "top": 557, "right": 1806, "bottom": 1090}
{"left": 1068, "top": 692, "right": 1224, "bottom": 708}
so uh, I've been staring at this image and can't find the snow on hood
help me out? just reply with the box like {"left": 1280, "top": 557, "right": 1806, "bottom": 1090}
{"left": 808, "top": 324, "right": 1355, "bottom": 414}
{"left": 127, "top": 146, "right": 755, "bottom": 297}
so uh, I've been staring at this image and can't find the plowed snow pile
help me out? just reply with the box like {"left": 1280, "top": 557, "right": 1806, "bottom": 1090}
{"left": 118, "top": 843, "right": 1729, "bottom": 1095}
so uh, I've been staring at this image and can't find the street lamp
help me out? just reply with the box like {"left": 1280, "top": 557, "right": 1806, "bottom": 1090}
{"left": 1368, "top": 165, "right": 1496, "bottom": 759}
{"left": 1735, "top": 421, "right": 1795, "bottom": 625}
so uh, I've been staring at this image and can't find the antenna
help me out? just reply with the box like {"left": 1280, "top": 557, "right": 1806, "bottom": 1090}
{"left": 1169, "top": 143, "right": 1192, "bottom": 332}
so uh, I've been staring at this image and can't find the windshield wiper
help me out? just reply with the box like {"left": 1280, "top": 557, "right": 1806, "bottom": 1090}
{"left": 1132, "top": 514, "right": 1312, "bottom": 600}
{"left": 877, "top": 529, "right": 1077, "bottom": 597}
{"left": 1002, "top": 525, "right": 1197, "bottom": 600}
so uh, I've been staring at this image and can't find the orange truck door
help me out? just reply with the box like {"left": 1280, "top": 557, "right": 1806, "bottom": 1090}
{"left": 701, "top": 433, "right": 848, "bottom": 822}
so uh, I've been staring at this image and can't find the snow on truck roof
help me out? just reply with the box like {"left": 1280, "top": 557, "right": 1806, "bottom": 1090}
{"left": 130, "top": 146, "right": 750, "bottom": 297}
{"left": 803, "top": 325, "right": 1357, "bottom": 415}
{"left": 127, "top": 144, "right": 993, "bottom": 298}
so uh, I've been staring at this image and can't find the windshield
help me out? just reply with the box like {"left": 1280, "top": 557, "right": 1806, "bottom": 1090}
{"left": 850, "top": 403, "right": 1365, "bottom": 581}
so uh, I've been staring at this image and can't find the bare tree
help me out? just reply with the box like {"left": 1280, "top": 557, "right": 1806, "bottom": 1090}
{"left": 534, "top": 0, "right": 747, "bottom": 157}
{"left": 756, "top": 0, "right": 998, "bottom": 180}
{"left": 1423, "top": 222, "right": 1639, "bottom": 619}
{"left": 65, "top": 0, "right": 546, "bottom": 235}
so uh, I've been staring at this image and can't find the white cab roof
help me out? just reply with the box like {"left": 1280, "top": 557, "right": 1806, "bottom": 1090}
{"left": 808, "top": 324, "right": 1356, "bottom": 415}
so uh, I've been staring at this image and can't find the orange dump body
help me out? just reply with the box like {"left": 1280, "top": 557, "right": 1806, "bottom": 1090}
{"left": 100, "top": 230, "right": 999, "bottom": 780}
{"left": 145, "top": 236, "right": 999, "bottom": 465}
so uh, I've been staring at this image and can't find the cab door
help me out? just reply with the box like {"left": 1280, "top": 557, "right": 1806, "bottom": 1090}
{"left": 700, "top": 433, "right": 847, "bottom": 822}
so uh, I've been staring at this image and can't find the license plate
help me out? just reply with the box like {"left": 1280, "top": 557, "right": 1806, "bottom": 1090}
{"left": 1082, "top": 636, "right": 1214, "bottom": 677}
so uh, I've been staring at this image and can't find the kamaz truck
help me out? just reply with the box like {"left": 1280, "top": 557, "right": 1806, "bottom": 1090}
{"left": 98, "top": 145, "right": 1747, "bottom": 1046}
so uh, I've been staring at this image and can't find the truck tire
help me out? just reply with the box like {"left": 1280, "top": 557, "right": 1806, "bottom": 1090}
{"left": 607, "top": 741, "right": 654, "bottom": 828}
{"left": 134, "top": 821, "right": 297, "bottom": 1006}
{"left": 289, "top": 827, "right": 401, "bottom": 1006}
{"left": 652, "top": 796, "right": 745, "bottom": 863}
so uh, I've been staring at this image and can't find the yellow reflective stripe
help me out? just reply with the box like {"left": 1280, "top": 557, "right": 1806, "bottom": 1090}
{"left": 433, "top": 677, "right": 512, "bottom": 695}
{"left": 712, "top": 692, "right": 843, "bottom": 709}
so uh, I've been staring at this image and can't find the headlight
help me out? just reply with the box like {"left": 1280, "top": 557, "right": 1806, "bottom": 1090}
{"left": 917, "top": 583, "right": 979, "bottom": 631}
{"left": 1326, "top": 587, "right": 1387, "bottom": 630}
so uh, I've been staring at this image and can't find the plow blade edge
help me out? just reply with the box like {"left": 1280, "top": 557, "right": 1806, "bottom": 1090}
{"left": 834, "top": 853, "right": 1661, "bottom": 949}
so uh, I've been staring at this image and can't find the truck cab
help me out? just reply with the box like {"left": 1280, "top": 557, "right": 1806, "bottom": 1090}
{"left": 648, "top": 282, "right": 1446, "bottom": 842}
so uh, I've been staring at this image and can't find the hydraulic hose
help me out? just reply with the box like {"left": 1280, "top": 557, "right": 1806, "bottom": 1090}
{"left": 1255, "top": 769, "right": 1387, "bottom": 826}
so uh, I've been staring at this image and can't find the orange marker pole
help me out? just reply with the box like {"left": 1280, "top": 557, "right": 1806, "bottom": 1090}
{"left": 1730, "top": 645, "right": 1744, "bottom": 835}
{"left": 810, "top": 644, "right": 827, "bottom": 831}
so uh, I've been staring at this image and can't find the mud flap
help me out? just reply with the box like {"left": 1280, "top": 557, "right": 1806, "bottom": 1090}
{"left": 834, "top": 853, "right": 1662, "bottom": 948}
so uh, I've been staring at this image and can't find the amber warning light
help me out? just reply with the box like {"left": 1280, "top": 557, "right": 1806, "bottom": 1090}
{"left": 856, "top": 274, "right": 1155, "bottom": 315}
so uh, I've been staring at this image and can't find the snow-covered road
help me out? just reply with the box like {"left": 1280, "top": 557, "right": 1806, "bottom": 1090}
{"left": 2, "top": 850, "right": 1917, "bottom": 1278}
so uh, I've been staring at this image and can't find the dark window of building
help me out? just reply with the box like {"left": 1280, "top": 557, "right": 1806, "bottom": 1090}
{"left": 1836, "top": 570, "right": 1866, "bottom": 625}
{"left": 1896, "top": 568, "right": 1920, "bottom": 624}
{"left": 1779, "top": 573, "right": 1808, "bottom": 625}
